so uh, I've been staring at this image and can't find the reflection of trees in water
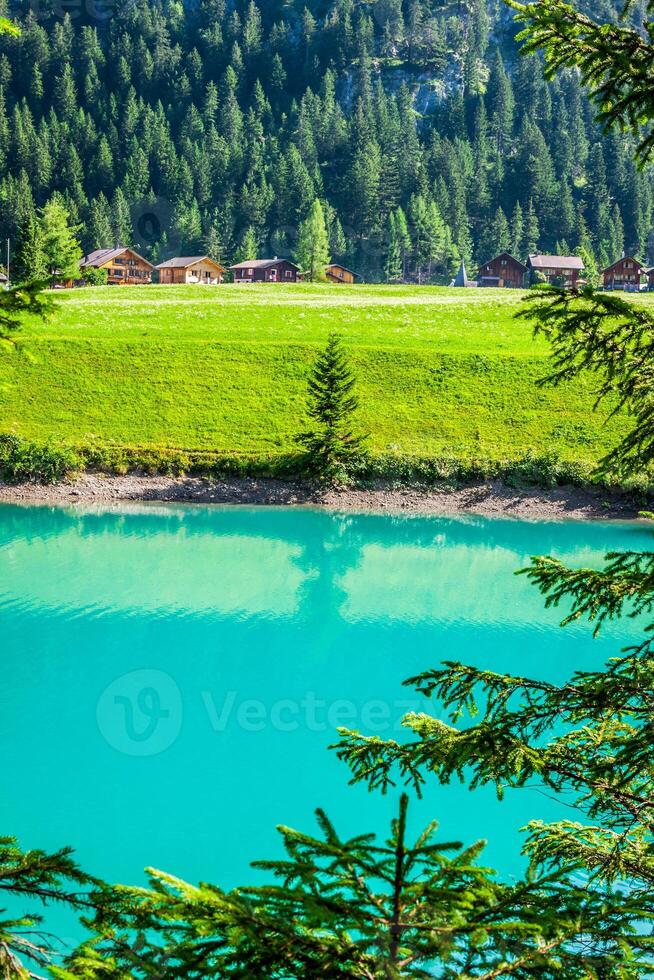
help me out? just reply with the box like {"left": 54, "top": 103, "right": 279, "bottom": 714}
{"left": 294, "top": 514, "right": 366, "bottom": 627}
{"left": 0, "top": 506, "right": 646, "bottom": 608}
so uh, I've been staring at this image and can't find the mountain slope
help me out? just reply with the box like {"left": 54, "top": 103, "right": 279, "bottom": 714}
{"left": 0, "top": 0, "right": 651, "bottom": 280}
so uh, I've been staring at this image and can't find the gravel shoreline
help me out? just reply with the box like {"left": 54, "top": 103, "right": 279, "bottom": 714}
{"left": 0, "top": 473, "right": 645, "bottom": 520}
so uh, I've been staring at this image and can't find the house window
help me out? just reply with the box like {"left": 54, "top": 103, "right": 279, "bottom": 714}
{"left": 246, "top": 268, "right": 253, "bottom": 277}
{"left": 285, "top": 270, "right": 293, "bottom": 279}
{"left": 501, "top": 259, "right": 507, "bottom": 266}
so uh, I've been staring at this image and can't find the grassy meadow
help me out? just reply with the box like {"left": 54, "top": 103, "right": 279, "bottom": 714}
{"left": 0, "top": 282, "right": 645, "bottom": 473}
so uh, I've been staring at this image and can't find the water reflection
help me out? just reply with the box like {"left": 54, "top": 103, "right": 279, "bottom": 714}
{"left": 0, "top": 502, "right": 651, "bottom": 918}
{"left": 0, "top": 505, "right": 649, "bottom": 628}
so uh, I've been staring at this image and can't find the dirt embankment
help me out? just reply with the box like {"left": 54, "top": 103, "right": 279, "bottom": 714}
{"left": 0, "top": 473, "right": 645, "bottom": 520}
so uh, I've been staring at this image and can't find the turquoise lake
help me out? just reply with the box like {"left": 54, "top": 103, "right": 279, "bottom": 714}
{"left": 0, "top": 503, "right": 651, "bottom": 948}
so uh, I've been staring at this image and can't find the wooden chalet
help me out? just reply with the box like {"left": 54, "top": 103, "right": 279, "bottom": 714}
{"left": 527, "top": 254, "right": 584, "bottom": 287}
{"left": 156, "top": 256, "right": 226, "bottom": 284}
{"left": 478, "top": 253, "right": 527, "bottom": 289}
{"left": 325, "top": 263, "right": 362, "bottom": 284}
{"left": 602, "top": 256, "right": 646, "bottom": 291}
{"left": 229, "top": 258, "right": 300, "bottom": 283}
{"left": 81, "top": 247, "right": 153, "bottom": 284}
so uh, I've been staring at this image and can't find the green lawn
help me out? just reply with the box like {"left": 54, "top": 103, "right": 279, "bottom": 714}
{"left": 0, "top": 283, "right": 645, "bottom": 465}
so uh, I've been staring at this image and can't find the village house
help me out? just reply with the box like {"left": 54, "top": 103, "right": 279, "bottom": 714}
{"left": 477, "top": 253, "right": 527, "bottom": 289}
{"left": 0, "top": 272, "right": 7, "bottom": 285}
{"left": 155, "top": 256, "right": 226, "bottom": 284}
{"left": 527, "top": 254, "right": 584, "bottom": 287}
{"left": 325, "top": 264, "right": 362, "bottom": 284}
{"left": 229, "top": 258, "right": 300, "bottom": 283}
{"left": 80, "top": 247, "right": 154, "bottom": 284}
{"left": 602, "top": 256, "right": 646, "bottom": 291}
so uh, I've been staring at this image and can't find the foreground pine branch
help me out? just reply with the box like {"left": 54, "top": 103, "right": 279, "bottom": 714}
{"left": 49, "top": 796, "right": 650, "bottom": 978}
{"left": 517, "top": 285, "right": 654, "bottom": 475}
{"left": 0, "top": 836, "right": 103, "bottom": 977}
{"left": 509, "top": 0, "right": 654, "bottom": 161}
{"left": 0, "top": 283, "right": 52, "bottom": 344}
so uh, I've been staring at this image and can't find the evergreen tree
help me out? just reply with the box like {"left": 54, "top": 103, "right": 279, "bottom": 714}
{"left": 384, "top": 212, "right": 403, "bottom": 282}
{"left": 0, "top": 0, "right": 650, "bottom": 275}
{"left": 295, "top": 199, "right": 330, "bottom": 282}
{"left": 233, "top": 225, "right": 258, "bottom": 263}
{"left": 296, "top": 333, "right": 366, "bottom": 480}
{"left": 13, "top": 213, "right": 46, "bottom": 282}
{"left": 510, "top": 200, "right": 524, "bottom": 257}
{"left": 329, "top": 215, "right": 347, "bottom": 260}
{"left": 88, "top": 194, "right": 113, "bottom": 251}
{"left": 40, "top": 196, "right": 82, "bottom": 284}
{"left": 49, "top": 795, "right": 639, "bottom": 979}
{"left": 522, "top": 199, "right": 540, "bottom": 256}
{"left": 203, "top": 224, "right": 223, "bottom": 262}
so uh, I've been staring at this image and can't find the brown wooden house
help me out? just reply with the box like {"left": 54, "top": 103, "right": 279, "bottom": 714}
{"left": 80, "top": 247, "right": 154, "bottom": 284}
{"left": 478, "top": 253, "right": 527, "bottom": 289}
{"left": 156, "top": 256, "right": 226, "bottom": 284}
{"left": 229, "top": 258, "right": 300, "bottom": 283}
{"left": 527, "top": 254, "right": 584, "bottom": 287}
{"left": 325, "top": 263, "right": 362, "bottom": 284}
{"left": 602, "top": 256, "right": 645, "bottom": 291}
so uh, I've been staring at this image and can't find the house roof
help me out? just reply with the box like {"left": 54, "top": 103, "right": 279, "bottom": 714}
{"left": 80, "top": 246, "right": 154, "bottom": 269}
{"left": 0, "top": 272, "right": 7, "bottom": 282}
{"left": 326, "top": 263, "right": 362, "bottom": 279}
{"left": 155, "top": 255, "right": 225, "bottom": 270}
{"left": 528, "top": 254, "right": 584, "bottom": 271}
{"left": 479, "top": 252, "right": 527, "bottom": 272}
{"left": 229, "top": 257, "right": 300, "bottom": 270}
{"left": 602, "top": 256, "right": 644, "bottom": 274}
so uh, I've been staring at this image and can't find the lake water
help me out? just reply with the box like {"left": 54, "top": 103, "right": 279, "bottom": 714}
{"left": 0, "top": 503, "right": 650, "bottom": 948}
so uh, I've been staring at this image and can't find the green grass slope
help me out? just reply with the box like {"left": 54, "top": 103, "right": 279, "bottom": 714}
{"left": 0, "top": 283, "right": 643, "bottom": 470}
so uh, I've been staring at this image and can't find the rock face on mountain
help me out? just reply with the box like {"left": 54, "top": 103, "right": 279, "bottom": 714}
{"left": 0, "top": 0, "right": 651, "bottom": 281}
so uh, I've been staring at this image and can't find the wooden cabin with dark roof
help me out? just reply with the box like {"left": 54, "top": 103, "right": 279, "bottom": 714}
{"left": 229, "top": 258, "right": 300, "bottom": 283}
{"left": 477, "top": 253, "right": 527, "bottom": 289}
{"left": 80, "top": 247, "right": 154, "bottom": 284}
{"left": 156, "top": 256, "right": 226, "bottom": 284}
{"left": 602, "top": 256, "right": 646, "bottom": 291}
{"left": 527, "top": 254, "right": 584, "bottom": 287}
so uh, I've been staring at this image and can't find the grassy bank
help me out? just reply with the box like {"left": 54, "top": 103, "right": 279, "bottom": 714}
{"left": 0, "top": 283, "right": 647, "bottom": 482}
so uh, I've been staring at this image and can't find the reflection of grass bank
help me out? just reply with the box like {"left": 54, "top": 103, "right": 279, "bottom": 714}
{"left": 1, "top": 284, "right": 646, "bottom": 471}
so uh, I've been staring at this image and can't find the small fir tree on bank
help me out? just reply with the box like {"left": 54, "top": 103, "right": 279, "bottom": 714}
{"left": 297, "top": 332, "right": 366, "bottom": 480}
